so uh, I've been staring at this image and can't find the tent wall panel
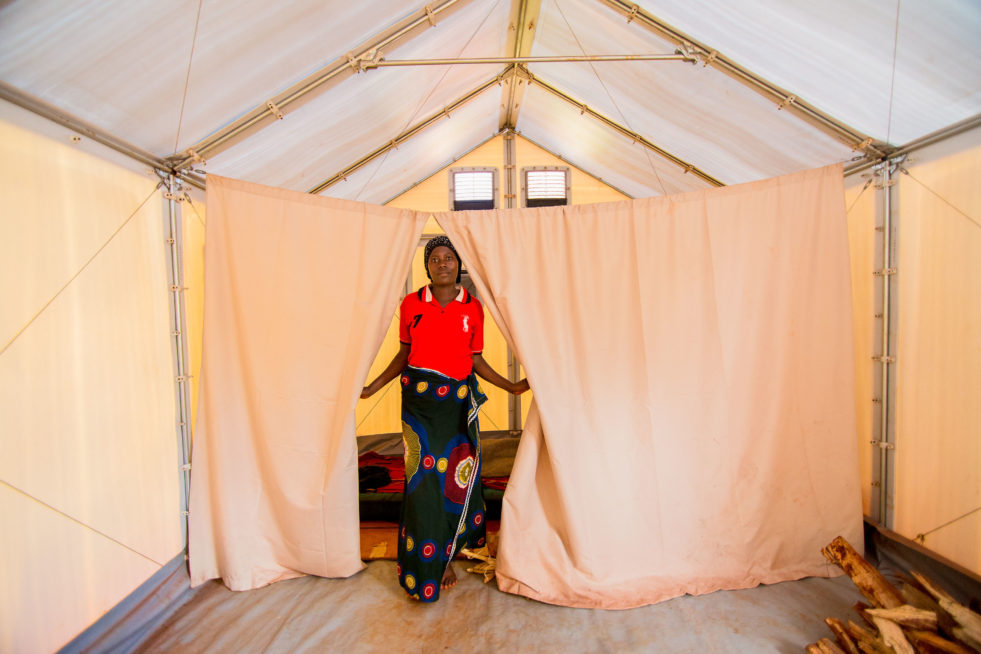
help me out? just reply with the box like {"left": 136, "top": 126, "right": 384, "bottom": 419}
{"left": 182, "top": 190, "right": 207, "bottom": 432}
{"left": 844, "top": 175, "right": 877, "bottom": 516}
{"left": 893, "top": 127, "right": 981, "bottom": 576}
{"left": 1, "top": 485, "right": 164, "bottom": 654}
{"left": 0, "top": 113, "right": 182, "bottom": 651}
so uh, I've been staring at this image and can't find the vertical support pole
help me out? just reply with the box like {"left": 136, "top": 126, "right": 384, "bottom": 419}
{"left": 165, "top": 174, "right": 193, "bottom": 549}
{"left": 871, "top": 160, "right": 899, "bottom": 527}
{"left": 503, "top": 130, "right": 521, "bottom": 433}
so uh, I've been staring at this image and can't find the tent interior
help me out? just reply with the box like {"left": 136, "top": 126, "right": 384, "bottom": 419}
{"left": 1, "top": 0, "right": 979, "bottom": 652}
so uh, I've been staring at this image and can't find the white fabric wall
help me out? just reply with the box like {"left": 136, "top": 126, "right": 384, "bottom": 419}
{"left": 844, "top": 173, "right": 877, "bottom": 516}
{"left": 893, "top": 127, "right": 981, "bottom": 575}
{"left": 0, "top": 105, "right": 182, "bottom": 654}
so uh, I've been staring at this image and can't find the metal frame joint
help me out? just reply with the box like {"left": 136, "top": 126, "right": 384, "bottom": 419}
{"left": 265, "top": 100, "right": 285, "bottom": 120}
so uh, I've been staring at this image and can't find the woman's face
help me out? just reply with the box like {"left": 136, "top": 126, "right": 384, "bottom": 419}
{"left": 427, "top": 246, "right": 459, "bottom": 285}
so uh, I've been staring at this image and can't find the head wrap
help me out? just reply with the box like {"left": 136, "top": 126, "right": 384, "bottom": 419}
{"left": 423, "top": 235, "right": 462, "bottom": 283}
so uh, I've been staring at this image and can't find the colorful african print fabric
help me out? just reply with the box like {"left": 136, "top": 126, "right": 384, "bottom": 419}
{"left": 397, "top": 366, "right": 487, "bottom": 602}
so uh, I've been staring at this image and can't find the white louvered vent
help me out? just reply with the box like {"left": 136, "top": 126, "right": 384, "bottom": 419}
{"left": 526, "top": 169, "right": 567, "bottom": 200}
{"left": 453, "top": 171, "right": 494, "bottom": 202}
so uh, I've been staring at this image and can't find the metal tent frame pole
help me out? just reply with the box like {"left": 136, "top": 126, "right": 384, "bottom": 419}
{"left": 0, "top": 80, "right": 204, "bottom": 190}
{"left": 845, "top": 113, "right": 981, "bottom": 177}
{"left": 870, "top": 159, "right": 900, "bottom": 527}
{"left": 362, "top": 53, "right": 694, "bottom": 67}
{"left": 165, "top": 175, "right": 194, "bottom": 547}
{"left": 502, "top": 130, "right": 522, "bottom": 432}
{"left": 597, "top": 0, "right": 889, "bottom": 161}
{"left": 522, "top": 67, "right": 724, "bottom": 187}
{"left": 308, "top": 70, "right": 509, "bottom": 194}
{"left": 499, "top": 0, "right": 542, "bottom": 130}
{"left": 169, "top": 0, "right": 476, "bottom": 171}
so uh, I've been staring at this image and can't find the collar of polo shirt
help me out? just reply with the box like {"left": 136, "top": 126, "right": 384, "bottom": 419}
{"left": 423, "top": 285, "right": 465, "bottom": 304}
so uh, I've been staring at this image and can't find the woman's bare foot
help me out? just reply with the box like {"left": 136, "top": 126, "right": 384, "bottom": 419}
{"left": 441, "top": 565, "right": 458, "bottom": 590}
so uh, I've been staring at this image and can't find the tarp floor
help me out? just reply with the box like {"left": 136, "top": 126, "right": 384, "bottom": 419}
{"left": 135, "top": 563, "right": 863, "bottom": 653}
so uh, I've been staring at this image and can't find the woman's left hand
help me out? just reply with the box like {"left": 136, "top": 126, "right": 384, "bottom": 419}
{"left": 511, "top": 379, "right": 530, "bottom": 395}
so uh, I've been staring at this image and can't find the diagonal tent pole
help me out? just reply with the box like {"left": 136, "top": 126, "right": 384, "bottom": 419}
{"left": 597, "top": 0, "right": 892, "bottom": 162}
{"left": 308, "top": 69, "right": 512, "bottom": 195}
{"left": 167, "top": 0, "right": 478, "bottom": 171}
{"left": 521, "top": 67, "right": 724, "bottom": 187}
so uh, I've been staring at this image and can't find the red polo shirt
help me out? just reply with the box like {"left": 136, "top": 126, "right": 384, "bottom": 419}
{"left": 399, "top": 285, "right": 484, "bottom": 380}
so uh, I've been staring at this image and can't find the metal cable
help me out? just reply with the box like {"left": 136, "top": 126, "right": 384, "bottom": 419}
{"left": 1, "top": 479, "right": 165, "bottom": 567}
{"left": 355, "top": 379, "right": 397, "bottom": 430}
{"left": 552, "top": 0, "right": 667, "bottom": 196}
{"left": 477, "top": 403, "right": 502, "bottom": 431}
{"left": 845, "top": 177, "right": 874, "bottom": 215}
{"left": 915, "top": 506, "right": 981, "bottom": 543}
{"left": 183, "top": 191, "right": 207, "bottom": 228}
{"left": 354, "top": 0, "right": 504, "bottom": 200}
{"left": 1, "top": 183, "right": 163, "bottom": 358}
{"left": 885, "top": 0, "right": 902, "bottom": 145}
{"left": 173, "top": 0, "right": 205, "bottom": 155}
{"left": 900, "top": 168, "right": 981, "bottom": 230}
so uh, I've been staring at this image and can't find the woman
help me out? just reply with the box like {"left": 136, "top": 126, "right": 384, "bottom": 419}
{"left": 361, "top": 235, "right": 529, "bottom": 602}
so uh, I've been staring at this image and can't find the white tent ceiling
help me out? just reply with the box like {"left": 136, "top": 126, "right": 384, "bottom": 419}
{"left": 1, "top": 0, "right": 979, "bottom": 203}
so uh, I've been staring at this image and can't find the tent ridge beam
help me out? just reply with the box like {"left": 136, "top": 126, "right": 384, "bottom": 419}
{"left": 597, "top": 0, "right": 890, "bottom": 160}
{"left": 170, "top": 0, "right": 476, "bottom": 171}
{"left": 522, "top": 68, "right": 724, "bottom": 187}
{"left": 308, "top": 69, "right": 508, "bottom": 195}
{"left": 500, "top": 0, "right": 543, "bottom": 130}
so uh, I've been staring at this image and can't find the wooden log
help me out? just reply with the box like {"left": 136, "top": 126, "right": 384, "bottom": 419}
{"left": 866, "top": 605, "right": 939, "bottom": 631}
{"left": 817, "top": 637, "right": 848, "bottom": 654}
{"left": 855, "top": 602, "right": 876, "bottom": 628}
{"left": 822, "top": 536, "right": 905, "bottom": 608}
{"left": 871, "top": 616, "right": 915, "bottom": 654}
{"left": 904, "top": 583, "right": 960, "bottom": 634}
{"left": 825, "top": 617, "right": 862, "bottom": 654}
{"left": 912, "top": 572, "right": 981, "bottom": 652}
{"left": 806, "top": 644, "right": 824, "bottom": 654}
{"left": 845, "top": 620, "right": 893, "bottom": 654}
{"left": 906, "top": 629, "right": 978, "bottom": 654}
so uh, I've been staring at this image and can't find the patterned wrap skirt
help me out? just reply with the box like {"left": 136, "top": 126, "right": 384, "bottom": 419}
{"left": 396, "top": 366, "right": 487, "bottom": 602}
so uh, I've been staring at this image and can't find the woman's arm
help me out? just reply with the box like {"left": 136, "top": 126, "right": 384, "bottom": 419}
{"left": 472, "top": 353, "right": 530, "bottom": 395}
{"left": 361, "top": 343, "right": 411, "bottom": 398}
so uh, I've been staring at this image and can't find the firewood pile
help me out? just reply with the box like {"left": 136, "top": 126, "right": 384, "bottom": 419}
{"left": 807, "top": 536, "right": 981, "bottom": 654}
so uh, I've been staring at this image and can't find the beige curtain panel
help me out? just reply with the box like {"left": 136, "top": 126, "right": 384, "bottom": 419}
{"left": 191, "top": 165, "right": 861, "bottom": 608}
{"left": 438, "top": 163, "right": 863, "bottom": 609}
{"left": 188, "top": 176, "right": 425, "bottom": 590}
